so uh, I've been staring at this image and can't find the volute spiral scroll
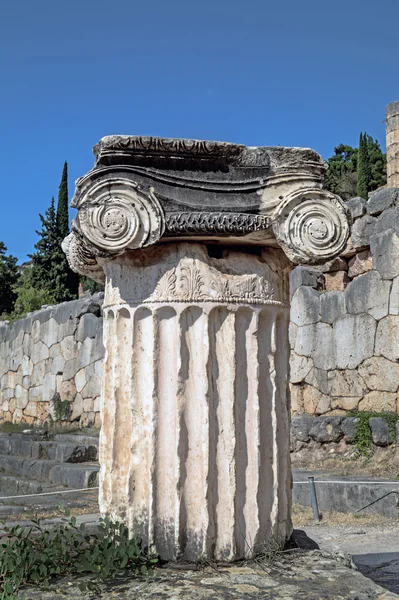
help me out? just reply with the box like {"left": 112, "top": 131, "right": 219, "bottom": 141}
{"left": 74, "top": 178, "right": 165, "bottom": 255}
{"left": 62, "top": 232, "right": 105, "bottom": 283}
{"left": 272, "top": 188, "right": 350, "bottom": 264}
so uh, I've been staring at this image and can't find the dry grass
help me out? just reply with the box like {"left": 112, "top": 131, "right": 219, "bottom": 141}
{"left": 292, "top": 445, "right": 399, "bottom": 479}
{"left": 292, "top": 502, "right": 397, "bottom": 528}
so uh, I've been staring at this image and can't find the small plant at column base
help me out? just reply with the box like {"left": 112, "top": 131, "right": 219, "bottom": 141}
{"left": 347, "top": 410, "right": 399, "bottom": 457}
{"left": 0, "top": 506, "right": 158, "bottom": 599}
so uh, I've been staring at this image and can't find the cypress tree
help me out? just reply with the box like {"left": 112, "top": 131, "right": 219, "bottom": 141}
{"left": 55, "top": 161, "right": 79, "bottom": 300}
{"left": 0, "top": 242, "right": 18, "bottom": 316}
{"left": 56, "top": 162, "right": 69, "bottom": 239}
{"left": 357, "top": 132, "right": 370, "bottom": 199}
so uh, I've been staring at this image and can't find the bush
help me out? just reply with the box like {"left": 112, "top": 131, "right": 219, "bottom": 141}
{"left": 0, "top": 508, "right": 157, "bottom": 599}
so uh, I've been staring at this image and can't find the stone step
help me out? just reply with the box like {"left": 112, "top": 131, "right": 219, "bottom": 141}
{"left": 0, "top": 474, "right": 61, "bottom": 496}
{"left": 0, "top": 454, "right": 99, "bottom": 488}
{"left": 0, "top": 435, "right": 98, "bottom": 463}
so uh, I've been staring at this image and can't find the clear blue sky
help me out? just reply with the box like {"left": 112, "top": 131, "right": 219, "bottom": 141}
{"left": 1, "top": 0, "right": 398, "bottom": 263}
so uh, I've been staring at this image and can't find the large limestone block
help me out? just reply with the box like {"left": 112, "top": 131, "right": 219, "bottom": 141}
{"left": 60, "top": 379, "right": 77, "bottom": 402}
{"left": 358, "top": 391, "right": 396, "bottom": 413}
{"left": 294, "top": 323, "right": 335, "bottom": 370}
{"left": 304, "top": 367, "right": 329, "bottom": 395}
{"left": 57, "top": 317, "right": 78, "bottom": 342}
{"left": 375, "top": 315, "right": 399, "bottom": 361}
{"left": 75, "top": 312, "right": 102, "bottom": 342}
{"left": 60, "top": 336, "right": 78, "bottom": 360}
{"left": 81, "top": 375, "right": 101, "bottom": 399}
{"left": 345, "top": 270, "right": 391, "bottom": 320}
{"left": 303, "top": 385, "right": 330, "bottom": 414}
{"left": 370, "top": 230, "right": 399, "bottom": 280}
{"left": 347, "top": 250, "right": 373, "bottom": 278}
{"left": 31, "top": 341, "right": 49, "bottom": 365}
{"left": 290, "top": 354, "right": 313, "bottom": 383}
{"left": 290, "top": 287, "right": 320, "bottom": 326}
{"left": 389, "top": 276, "right": 399, "bottom": 315}
{"left": 351, "top": 215, "right": 377, "bottom": 249}
{"left": 367, "top": 188, "right": 398, "bottom": 215}
{"left": 62, "top": 358, "right": 79, "bottom": 381}
{"left": 319, "top": 291, "right": 346, "bottom": 324}
{"left": 331, "top": 396, "right": 361, "bottom": 411}
{"left": 375, "top": 205, "right": 399, "bottom": 235}
{"left": 40, "top": 318, "right": 59, "bottom": 348}
{"left": 15, "top": 385, "right": 28, "bottom": 409}
{"left": 42, "top": 372, "right": 57, "bottom": 402}
{"left": 358, "top": 356, "right": 399, "bottom": 392}
{"left": 31, "top": 359, "right": 48, "bottom": 387}
{"left": 334, "top": 313, "right": 376, "bottom": 369}
{"left": 328, "top": 369, "right": 366, "bottom": 397}
{"left": 75, "top": 368, "right": 87, "bottom": 393}
{"left": 346, "top": 197, "right": 367, "bottom": 219}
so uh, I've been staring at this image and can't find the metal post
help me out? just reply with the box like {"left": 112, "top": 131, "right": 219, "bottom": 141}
{"left": 308, "top": 476, "right": 320, "bottom": 521}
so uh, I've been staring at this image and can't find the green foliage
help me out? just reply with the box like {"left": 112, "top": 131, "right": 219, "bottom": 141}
{"left": 324, "top": 144, "right": 358, "bottom": 201}
{"left": 0, "top": 242, "right": 19, "bottom": 317}
{"left": 56, "top": 162, "right": 69, "bottom": 240}
{"left": 50, "top": 392, "right": 71, "bottom": 422}
{"left": 347, "top": 410, "right": 399, "bottom": 456}
{"left": 357, "top": 132, "right": 370, "bottom": 199}
{"left": 80, "top": 276, "right": 105, "bottom": 295}
{"left": 0, "top": 508, "right": 157, "bottom": 599}
{"left": 325, "top": 134, "right": 386, "bottom": 201}
{"left": 11, "top": 268, "right": 55, "bottom": 321}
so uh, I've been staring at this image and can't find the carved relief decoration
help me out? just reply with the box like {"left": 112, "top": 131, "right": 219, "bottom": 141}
{"left": 164, "top": 212, "right": 271, "bottom": 237}
{"left": 272, "top": 188, "right": 350, "bottom": 264}
{"left": 104, "top": 257, "right": 285, "bottom": 307}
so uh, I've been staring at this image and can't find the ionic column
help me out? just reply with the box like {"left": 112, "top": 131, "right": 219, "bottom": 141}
{"left": 62, "top": 135, "right": 350, "bottom": 561}
{"left": 97, "top": 243, "right": 291, "bottom": 560}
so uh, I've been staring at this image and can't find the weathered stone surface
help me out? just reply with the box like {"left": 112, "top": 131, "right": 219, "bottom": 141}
{"left": 351, "top": 215, "right": 377, "bottom": 249}
{"left": 348, "top": 249, "right": 373, "bottom": 278}
{"left": 321, "top": 257, "right": 348, "bottom": 273}
{"left": 368, "top": 188, "right": 398, "bottom": 215}
{"left": 323, "top": 271, "right": 349, "bottom": 291}
{"left": 289, "top": 266, "right": 323, "bottom": 298}
{"left": 369, "top": 417, "right": 394, "bottom": 446}
{"left": 303, "top": 386, "right": 330, "bottom": 414}
{"left": 289, "top": 322, "right": 298, "bottom": 348}
{"left": 304, "top": 367, "right": 329, "bottom": 395}
{"left": 371, "top": 229, "right": 399, "bottom": 279}
{"left": 81, "top": 376, "right": 101, "bottom": 399}
{"left": 358, "top": 391, "right": 397, "bottom": 412}
{"left": 319, "top": 291, "right": 346, "bottom": 324}
{"left": 40, "top": 318, "right": 59, "bottom": 348}
{"left": 75, "top": 313, "right": 102, "bottom": 342}
{"left": 358, "top": 357, "right": 399, "bottom": 392}
{"left": 290, "top": 384, "right": 304, "bottom": 414}
{"left": 291, "top": 415, "right": 314, "bottom": 442}
{"left": 334, "top": 313, "right": 376, "bottom": 369}
{"left": 42, "top": 372, "right": 57, "bottom": 402}
{"left": 60, "top": 379, "right": 77, "bottom": 402}
{"left": 31, "top": 341, "right": 49, "bottom": 365}
{"left": 345, "top": 270, "right": 391, "bottom": 319}
{"left": 75, "top": 369, "right": 86, "bottom": 393}
{"left": 375, "top": 316, "right": 399, "bottom": 361}
{"left": 15, "top": 384, "right": 28, "bottom": 409}
{"left": 309, "top": 416, "right": 344, "bottom": 442}
{"left": 60, "top": 335, "right": 79, "bottom": 360}
{"left": 346, "top": 196, "right": 367, "bottom": 219}
{"left": 389, "top": 276, "right": 399, "bottom": 315}
{"left": 331, "top": 396, "right": 361, "bottom": 411}
{"left": 17, "top": 550, "right": 398, "bottom": 600}
{"left": 328, "top": 369, "right": 366, "bottom": 397}
{"left": 290, "top": 287, "right": 320, "bottom": 326}
{"left": 290, "top": 354, "right": 312, "bottom": 384}
{"left": 375, "top": 205, "right": 399, "bottom": 235}
{"left": 62, "top": 358, "right": 79, "bottom": 381}
{"left": 341, "top": 417, "right": 359, "bottom": 442}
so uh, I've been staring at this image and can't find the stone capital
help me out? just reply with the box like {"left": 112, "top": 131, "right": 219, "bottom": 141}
{"left": 63, "top": 136, "right": 350, "bottom": 280}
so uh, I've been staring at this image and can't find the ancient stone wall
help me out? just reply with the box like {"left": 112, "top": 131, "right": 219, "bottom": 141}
{"left": 290, "top": 188, "right": 399, "bottom": 416}
{"left": 0, "top": 293, "right": 104, "bottom": 427}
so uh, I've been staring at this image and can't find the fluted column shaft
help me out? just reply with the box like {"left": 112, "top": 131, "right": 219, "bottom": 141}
{"left": 99, "top": 242, "right": 291, "bottom": 561}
